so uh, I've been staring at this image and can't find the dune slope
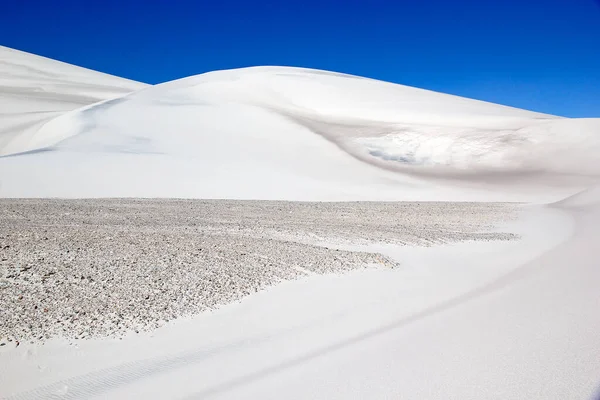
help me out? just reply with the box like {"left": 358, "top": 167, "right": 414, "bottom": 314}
{"left": 0, "top": 45, "right": 147, "bottom": 157}
{"left": 1, "top": 51, "right": 598, "bottom": 200}
{"left": 0, "top": 48, "right": 600, "bottom": 200}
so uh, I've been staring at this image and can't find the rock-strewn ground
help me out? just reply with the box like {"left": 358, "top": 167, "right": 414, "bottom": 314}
{"left": 0, "top": 199, "right": 517, "bottom": 344}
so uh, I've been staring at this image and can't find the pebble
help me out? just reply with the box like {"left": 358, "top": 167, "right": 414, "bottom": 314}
{"left": 0, "top": 199, "right": 517, "bottom": 342}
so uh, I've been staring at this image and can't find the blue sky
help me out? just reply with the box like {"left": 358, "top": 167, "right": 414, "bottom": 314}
{"left": 1, "top": 0, "right": 599, "bottom": 117}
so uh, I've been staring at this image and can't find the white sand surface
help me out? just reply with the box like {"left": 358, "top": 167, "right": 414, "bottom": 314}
{"left": 0, "top": 46, "right": 146, "bottom": 157}
{"left": 2, "top": 52, "right": 599, "bottom": 202}
{"left": 1, "top": 46, "right": 599, "bottom": 400}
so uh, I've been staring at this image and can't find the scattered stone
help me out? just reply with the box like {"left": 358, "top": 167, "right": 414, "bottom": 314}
{"left": 0, "top": 198, "right": 517, "bottom": 343}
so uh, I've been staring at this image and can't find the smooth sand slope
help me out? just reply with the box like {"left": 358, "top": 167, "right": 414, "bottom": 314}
{"left": 2, "top": 51, "right": 599, "bottom": 201}
{"left": 0, "top": 45, "right": 147, "bottom": 157}
{"left": 1, "top": 47, "right": 599, "bottom": 399}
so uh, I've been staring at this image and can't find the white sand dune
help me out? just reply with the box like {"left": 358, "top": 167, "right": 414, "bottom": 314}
{"left": 1, "top": 47, "right": 599, "bottom": 400}
{"left": 2, "top": 55, "right": 599, "bottom": 201}
{"left": 0, "top": 45, "right": 147, "bottom": 157}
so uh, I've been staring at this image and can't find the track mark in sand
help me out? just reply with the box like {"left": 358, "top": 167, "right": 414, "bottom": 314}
{"left": 7, "top": 342, "right": 246, "bottom": 400}
{"left": 7, "top": 308, "right": 354, "bottom": 400}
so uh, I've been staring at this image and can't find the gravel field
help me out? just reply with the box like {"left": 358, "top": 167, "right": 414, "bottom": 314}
{"left": 0, "top": 199, "right": 518, "bottom": 344}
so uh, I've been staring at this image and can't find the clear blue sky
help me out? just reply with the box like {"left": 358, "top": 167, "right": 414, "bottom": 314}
{"left": 1, "top": 0, "right": 599, "bottom": 117}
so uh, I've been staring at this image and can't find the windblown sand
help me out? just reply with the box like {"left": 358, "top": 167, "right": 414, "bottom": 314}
{"left": 0, "top": 199, "right": 517, "bottom": 343}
